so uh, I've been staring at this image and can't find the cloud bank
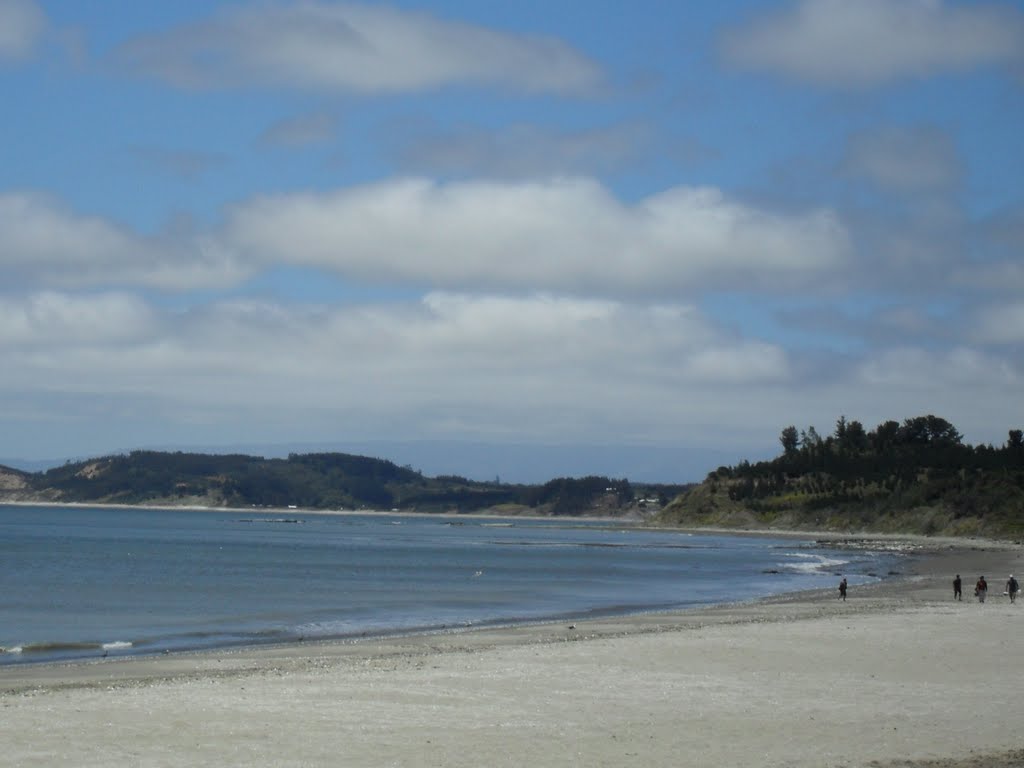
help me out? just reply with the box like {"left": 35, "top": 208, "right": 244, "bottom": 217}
{"left": 115, "top": 2, "right": 601, "bottom": 94}
{"left": 722, "top": 0, "right": 1024, "bottom": 86}
{"left": 0, "top": 193, "right": 247, "bottom": 291}
{"left": 220, "top": 178, "right": 850, "bottom": 295}
{"left": 1, "top": 181, "right": 849, "bottom": 297}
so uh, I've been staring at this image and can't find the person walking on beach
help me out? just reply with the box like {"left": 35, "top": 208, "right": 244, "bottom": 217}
{"left": 975, "top": 575, "right": 988, "bottom": 603}
{"left": 1007, "top": 574, "right": 1019, "bottom": 604}
{"left": 839, "top": 577, "right": 847, "bottom": 601}
{"left": 953, "top": 574, "right": 962, "bottom": 601}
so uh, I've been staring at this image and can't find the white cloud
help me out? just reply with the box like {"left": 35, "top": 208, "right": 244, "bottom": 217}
{"left": 115, "top": 2, "right": 600, "bottom": 94}
{"left": 0, "top": 182, "right": 850, "bottom": 297}
{"left": 221, "top": 177, "right": 850, "bottom": 295}
{"left": 0, "top": 292, "right": 793, "bottom": 444}
{"left": 721, "top": 0, "right": 1024, "bottom": 86}
{"left": 842, "top": 126, "right": 961, "bottom": 192}
{"left": 0, "top": 292, "right": 155, "bottom": 345}
{"left": 0, "top": 193, "right": 249, "bottom": 291}
{"left": 0, "top": 0, "right": 45, "bottom": 61}
{"left": 0, "top": 181, "right": 850, "bottom": 297}
{"left": 0, "top": 192, "right": 154, "bottom": 273}
{"left": 2, "top": 290, "right": 1019, "bottom": 470}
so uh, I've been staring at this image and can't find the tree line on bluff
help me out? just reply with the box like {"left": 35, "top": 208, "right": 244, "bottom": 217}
{"left": 670, "top": 414, "right": 1024, "bottom": 537}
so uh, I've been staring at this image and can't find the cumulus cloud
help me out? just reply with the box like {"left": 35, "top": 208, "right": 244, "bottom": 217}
{"left": 0, "top": 0, "right": 45, "bottom": 61}
{"left": 220, "top": 177, "right": 850, "bottom": 295}
{"left": 2, "top": 182, "right": 850, "bottom": 297}
{"left": 115, "top": 2, "right": 600, "bottom": 94}
{"left": 0, "top": 181, "right": 851, "bottom": 297}
{"left": 721, "top": 0, "right": 1024, "bottom": 86}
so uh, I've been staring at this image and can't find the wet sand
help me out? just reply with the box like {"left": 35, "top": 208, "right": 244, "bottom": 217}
{"left": 2, "top": 534, "right": 1022, "bottom": 767}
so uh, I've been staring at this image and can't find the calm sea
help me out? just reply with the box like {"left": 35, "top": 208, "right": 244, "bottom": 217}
{"left": 0, "top": 505, "right": 898, "bottom": 666}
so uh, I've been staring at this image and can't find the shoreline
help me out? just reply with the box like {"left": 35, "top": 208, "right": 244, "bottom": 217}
{"left": 3, "top": 532, "right": 1022, "bottom": 767}
{"left": 0, "top": 498, "right": 642, "bottom": 524}
{"left": 0, "top": 518, "right": 950, "bottom": 671}
{"left": 7, "top": 499, "right": 1021, "bottom": 542}
{"left": 0, "top": 529, "right": 1013, "bottom": 679}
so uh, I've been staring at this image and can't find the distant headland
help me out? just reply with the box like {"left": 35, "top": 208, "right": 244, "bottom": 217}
{"left": 3, "top": 414, "right": 1021, "bottom": 538}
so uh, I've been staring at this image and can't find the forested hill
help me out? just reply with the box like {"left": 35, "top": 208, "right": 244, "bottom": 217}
{"left": 656, "top": 415, "right": 1024, "bottom": 539}
{"left": 0, "top": 450, "right": 685, "bottom": 518}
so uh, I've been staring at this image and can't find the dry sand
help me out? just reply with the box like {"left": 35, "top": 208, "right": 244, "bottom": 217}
{"left": 2, "top": 534, "right": 1023, "bottom": 768}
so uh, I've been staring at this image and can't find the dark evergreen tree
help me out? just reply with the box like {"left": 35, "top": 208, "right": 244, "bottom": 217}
{"left": 780, "top": 426, "right": 799, "bottom": 456}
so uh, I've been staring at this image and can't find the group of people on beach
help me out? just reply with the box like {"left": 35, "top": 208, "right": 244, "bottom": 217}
{"left": 952, "top": 573, "right": 1018, "bottom": 603}
{"left": 838, "top": 574, "right": 1020, "bottom": 603}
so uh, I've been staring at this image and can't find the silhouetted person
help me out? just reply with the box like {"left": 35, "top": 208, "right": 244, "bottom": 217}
{"left": 1007, "top": 574, "right": 1019, "bottom": 604}
{"left": 975, "top": 575, "right": 988, "bottom": 603}
{"left": 953, "top": 574, "right": 962, "bottom": 601}
{"left": 838, "top": 577, "right": 847, "bottom": 601}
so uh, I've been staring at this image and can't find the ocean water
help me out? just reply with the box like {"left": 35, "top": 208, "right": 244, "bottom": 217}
{"left": 0, "top": 505, "right": 898, "bottom": 666}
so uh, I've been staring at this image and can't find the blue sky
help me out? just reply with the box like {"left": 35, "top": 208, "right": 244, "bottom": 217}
{"left": 1, "top": 0, "right": 1022, "bottom": 482}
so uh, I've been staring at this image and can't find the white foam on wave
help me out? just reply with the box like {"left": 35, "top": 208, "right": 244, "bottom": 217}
{"left": 1, "top": 645, "right": 23, "bottom": 654}
{"left": 781, "top": 552, "right": 849, "bottom": 574}
{"left": 102, "top": 641, "right": 133, "bottom": 651}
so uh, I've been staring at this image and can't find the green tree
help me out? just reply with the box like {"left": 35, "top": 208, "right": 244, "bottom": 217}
{"left": 871, "top": 420, "right": 900, "bottom": 453}
{"left": 780, "top": 426, "right": 799, "bottom": 456}
{"left": 800, "top": 426, "right": 822, "bottom": 458}
{"left": 898, "top": 415, "right": 962, "bottom": 446}
{"left": 845, "top": 420, "right": 868, "bottom": 452}
{"left": 1008, "top": 430, "right": 1023, "bottom": 451}
{"left": 834, "top": 416, "right": 848, "bottom": 442}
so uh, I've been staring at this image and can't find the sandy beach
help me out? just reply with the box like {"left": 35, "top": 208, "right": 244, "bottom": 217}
{"left": 3, "top": 533, "right": 1023, "bottom": 768}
